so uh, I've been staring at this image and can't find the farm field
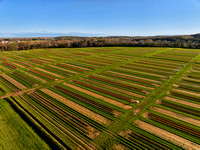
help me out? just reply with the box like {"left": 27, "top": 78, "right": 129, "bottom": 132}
{"left": 0, "top": 99, "right": 50, "bottom": 149}
{"left": 0, "top": 47, "right": 200, "bottom": 149}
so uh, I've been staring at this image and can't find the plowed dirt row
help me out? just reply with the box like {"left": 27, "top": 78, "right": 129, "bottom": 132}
{"left": 165, "top": 96, "right": 200, "bottom": 109}
{"left": 40, "top": 88, "right": 111, "bottom": 125}
{"left": 172, "top": 88, "right": 200, "bottom": 97}
{"left": 63, "top": 82, "right": 132, "bottom": 110}
{"left": 135, "top": 120, "right": 200, "bottom": 150}
{"left": 151, "top": 107, "right": 200, "bottom": 126}
{"left": 20, "top": 70, "right": 47, "bottom": 83}
{"left": 96, "top": 74, "right": 154, "bottom": 90}
{"left": 82, "top": 78, "right": 146, "bottom": 99}
{"left": 107, "top": 71, "right": 161, "bottom": 84}
{"left": 35, "top": 67, "right": 64, "bottom": 78}
{"left": 1, "top": 73, "right": 26, "bottom": 90}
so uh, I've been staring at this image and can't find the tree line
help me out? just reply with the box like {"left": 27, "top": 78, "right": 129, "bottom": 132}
{"left": 1, "top": 34, "right": 200, "bottom": 51}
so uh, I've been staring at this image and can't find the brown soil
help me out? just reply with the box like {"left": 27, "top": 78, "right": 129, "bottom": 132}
{"left": 11, "top": 62, "right": 26, "bottom": 68}
{"left": 173, "top": 84, "right": 179, "bottom": 87}
{"left": 156, "top": 100, "right": 162, "bottom": 104}
{"left": 190, "top": 70, "right": 200, "bottom": 73}
{"left": 39, "top": 57, "right": 57, "bottom": 62}
{"left": 113, "top": 110, "right": 123, "bottom": 118}
{"left": 82, "top": 78, "right": 145, "bottom": 99}
{"left": 96, "top": 56, "right": 124, "bottom": 62}
{"left": 119, "top": 67, "right": 166, "bottom": 78}
{"left": 48, "top": 65, "right": 79, "bottom": 74}
{"left": 119, "top": 129, "right": 133, "bottom": 138}
{"left": 35, "top": 67, "right": 64, "bottom": 78}
{"left": 165, "top": 96, "right": 200, "bottom": 109}
{"left": 179, "top": 82, "right": 200, "bottom": 88}
{"left": 63, "top": 82, "right": 132, "bottom": 110}
{"left": 107, "top": 71, "right": 161, "bottom": 84}
{"left": 1, "top": 73, "right": 26, "bottom": 90}
{"left": 66, "top": 63, "right": 90, "bottom": 71}
{"left": 151, "top": 107, "right": 200, "bottom": 127}
{"left": 133, "top": 108, "right": 141, "bottom": 115}
{"left": 107, "top": 53, "right": 132, "bottom": 58}
{"left": 41, "top": 88, "right": 111, "bottom": 125}
{"left": 141, "top": 58, "right": 182, "bottom": 66}
{"left": 25, "top": 97, "right": 94, "bottom": 150}
{"left": 0, "top": 65, "right": 10, "bottom": 71}
{"left": 20, "top": 70, "right": 46, "bottom": 83}
{"left": 96, "top": 74, "right": 154, "bottom": 90}
{"left": 113, "top": 144, "right": 127, "bottom": 150}
{"left": 135, "top": 120, "right": 200, "bottom": 150}
{"left": 142, "top": 111, "right": 149, "bottom": 118}
{"left": 171, "top": 88, "right": 200, "bottom": 97}
{"left": 182, "top": 77, "right": 200, "bottom": 83}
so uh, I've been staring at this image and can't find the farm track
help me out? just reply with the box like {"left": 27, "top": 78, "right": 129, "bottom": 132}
{"left": 0, "top": 48, "right": 172, "bottom": 149}
{"left": 0, "top": 48, "right": 171, "bottom": 100}
{"left": 2, "top": 47, "right": 200, "bottom": 149}
{"left": 135, "top": 120, "right": 200, "bottom": 150}
{"left": 94, "top": 52, "right": 200, "bottom": 147}
{"left": 133, "top": 53, "right": 200, "bottom": 115}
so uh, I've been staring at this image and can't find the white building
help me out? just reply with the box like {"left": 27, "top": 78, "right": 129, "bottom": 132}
{"left": 1, "top": 41, "right": 8, "bottom": 43}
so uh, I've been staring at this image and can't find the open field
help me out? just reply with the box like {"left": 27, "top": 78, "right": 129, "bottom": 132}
{"left": 0, "top": 47, "right": 200, "bottom": 149}
{"left": 0, "top": 99, "right": 50, "bottom": 150}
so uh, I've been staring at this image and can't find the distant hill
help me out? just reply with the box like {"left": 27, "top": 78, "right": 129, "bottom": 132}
{"left": 1, "top": 32, "right": 200, "bottom": 51}
{"left": 191, "top": 33, "right": 200, "bottom": 39}
{"left": 0, "top": 32, "right": 106, "bottom": 38}
{"left": 1, "top": 32, "right": 200, "bottom": 39}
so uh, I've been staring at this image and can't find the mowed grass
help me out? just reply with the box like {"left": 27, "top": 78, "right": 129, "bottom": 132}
{"left": 0, "top": 99, "right": 50, "bottom": 150}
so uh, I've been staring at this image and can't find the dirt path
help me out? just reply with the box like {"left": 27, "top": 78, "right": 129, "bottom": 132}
{"left": 165, "top": 96, "right": 200, "bottom": 109}
{"left": 63, "top": 82, "right": 132, "bottom": 110}
{"left": 135, "top": 120, "right": 200, "bottom": 150}
{"left": 40, "top": 88, "right": 111, "bottom": 125}
{"left": 151, "top": 107, "right": 200, "bottom": 126}
{"left": 0, "top": 88, "right": 37, "bottom": 99}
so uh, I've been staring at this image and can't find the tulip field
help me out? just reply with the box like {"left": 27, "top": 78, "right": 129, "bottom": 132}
{"left": 0, "top": 47, "right": 200, "bottom": 149}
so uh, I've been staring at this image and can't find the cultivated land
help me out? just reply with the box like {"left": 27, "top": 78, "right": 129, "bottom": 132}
{"left": 0, "top": 47, "right": 200, "bottom": 149}
{"left": 0, "top": 99, "right": 50, "bottom": 150}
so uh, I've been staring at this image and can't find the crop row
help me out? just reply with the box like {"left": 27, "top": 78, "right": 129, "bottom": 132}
{"left": 54, "top": 85, "right": 117, "bottom": 117}
{"left": 113, "top": 47, "right": 166, "bottom": 57}
{"left": 148, "top": 112, "right": 200, "bottom": 139}
{"left": 164, "top": 63, "right": 200, "bottom": 107}
{"left": 160, "top": 100, "right": 200, "bottom": 117}
{"left": 72, "top": 80, "right": 138, "bottom": 103}
{"left": 11, "top": 92, "right": 100, "bottom": 149}
{"left": 119, "top": 128, "right": 174, "bottom": 150}
{"left": 82, "top": 75, "right": 148, "bottom": 99}
{"left": 2, "top": 62, "right": 18, "bottom": 69}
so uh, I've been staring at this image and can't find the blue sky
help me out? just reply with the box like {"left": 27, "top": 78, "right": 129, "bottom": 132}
{"left": 0, "top": 0, "right": 200, "bottom": 36}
